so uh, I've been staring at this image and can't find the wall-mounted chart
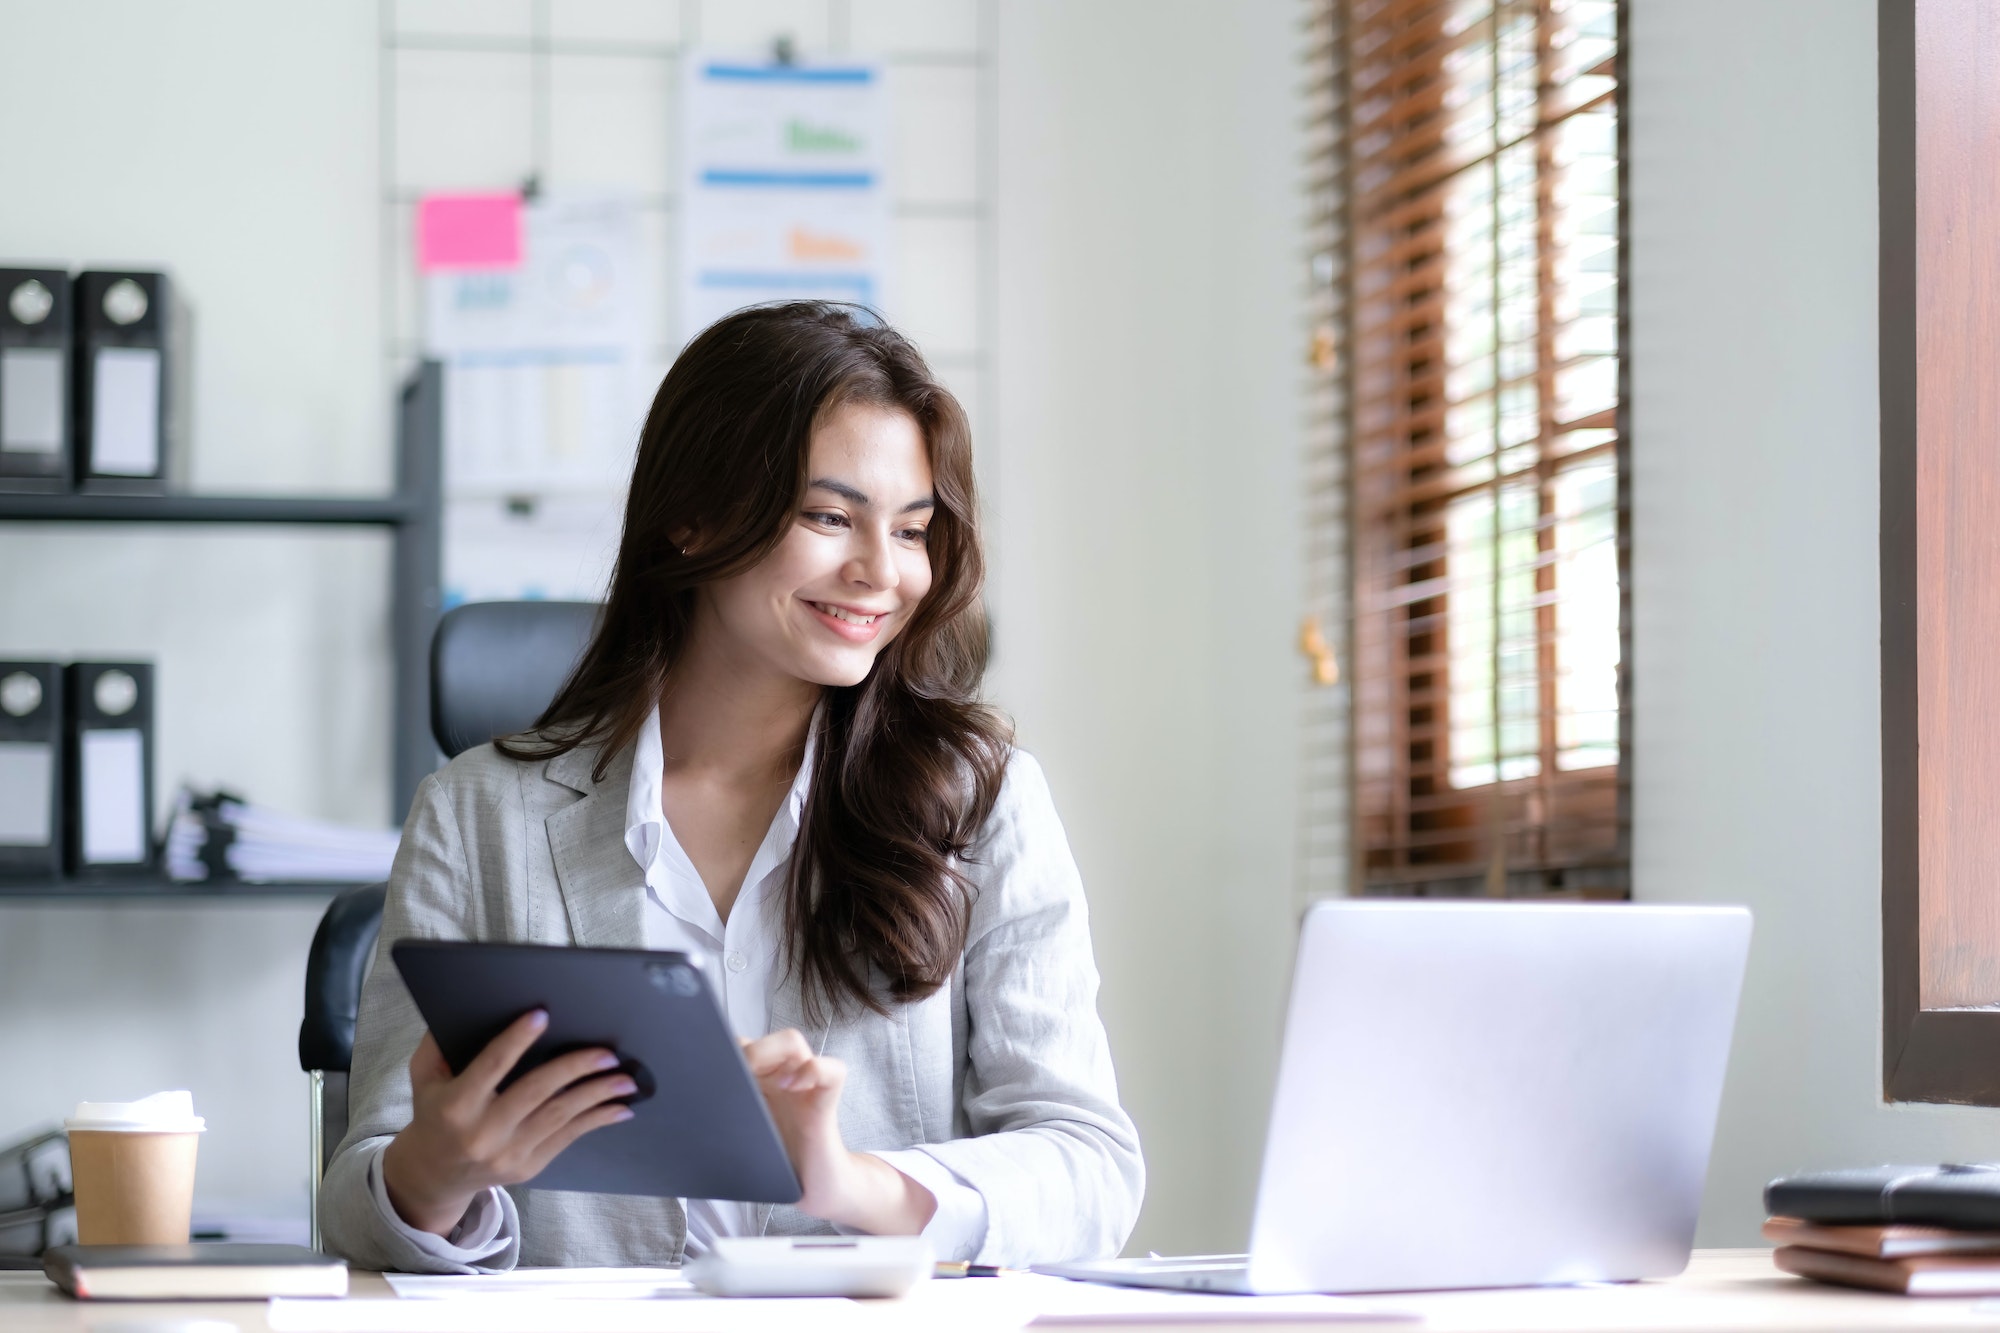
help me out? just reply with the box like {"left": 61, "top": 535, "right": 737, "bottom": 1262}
{"left": 680, "top": 60, "right": 892, "bottom": 339}
{"left": 419, "top": 191, "right": 651, "bottom": 606}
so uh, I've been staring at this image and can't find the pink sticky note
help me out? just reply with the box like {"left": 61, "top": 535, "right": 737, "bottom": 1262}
{"left": 418, "top": 193, "right": 523, "bottom": 271}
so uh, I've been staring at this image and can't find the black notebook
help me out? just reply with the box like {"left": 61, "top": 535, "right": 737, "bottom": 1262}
{"left": 43, "top": 1243, "right": 347, "bottom": 1300}
{"left": 1766, "top": 1165, "right": 2000, "bottom": 1229}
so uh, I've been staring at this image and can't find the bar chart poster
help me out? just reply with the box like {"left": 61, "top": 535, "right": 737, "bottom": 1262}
{"left": 679, "top": 58, "right": 891, "bottom": 340}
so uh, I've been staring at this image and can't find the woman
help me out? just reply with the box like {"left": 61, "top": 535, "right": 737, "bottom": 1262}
{"left": 319, "top": 302, "right": 1143, "bottom": 1273}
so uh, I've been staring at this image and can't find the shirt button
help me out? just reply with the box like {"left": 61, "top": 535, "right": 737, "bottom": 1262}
{"left": 725, "top": 951, "right": 748, "bottom": 973}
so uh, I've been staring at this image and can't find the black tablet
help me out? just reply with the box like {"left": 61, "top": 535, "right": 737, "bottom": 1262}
{"left": 390, "top": 941, "right": 802, "bottom": 1204}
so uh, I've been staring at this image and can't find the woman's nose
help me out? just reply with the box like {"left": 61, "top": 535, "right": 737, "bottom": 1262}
{"left": 846, "top": 529, "right": 898, "bottom": 589}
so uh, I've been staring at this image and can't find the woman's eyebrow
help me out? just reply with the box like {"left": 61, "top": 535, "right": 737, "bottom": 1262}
{"left": 808, "top": 478, "right": 870, "bottom": 505}
{"left": 808, "top": 478, "right": 935, "bottom": 513}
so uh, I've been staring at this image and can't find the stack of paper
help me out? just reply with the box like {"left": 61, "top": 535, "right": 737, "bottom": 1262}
{"left": 1767, "top": 1216, "right": 2000, "bottom": 1295}
{"left": 165, "top": 787, "right": 400, "bottom": 884}
{"left": 266, "top": 1269, "right": 1415, "bottom": 1332}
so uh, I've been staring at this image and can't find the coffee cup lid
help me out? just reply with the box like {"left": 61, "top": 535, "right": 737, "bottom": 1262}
{"left": 65, "top": 1090, "right": 206, "bottom": 1133}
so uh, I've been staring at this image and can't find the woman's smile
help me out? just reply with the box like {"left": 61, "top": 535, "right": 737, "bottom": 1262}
{"left": 804, "top": 598, "right": 889, "bottom": 641}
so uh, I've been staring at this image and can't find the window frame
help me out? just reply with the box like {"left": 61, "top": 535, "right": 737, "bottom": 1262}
{"left": 1879, "top": 0, "right": 2000, "bottom": 1105}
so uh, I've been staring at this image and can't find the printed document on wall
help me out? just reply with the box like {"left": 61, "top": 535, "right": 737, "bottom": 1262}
{"left": 420, "top": 191, "right": 653, "bottom": 605}
{"left": 681, "top": 59, "right": 891, "bottom": 340}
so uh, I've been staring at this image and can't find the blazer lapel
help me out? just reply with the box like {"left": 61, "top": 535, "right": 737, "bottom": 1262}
{"left": 757, "top": 959, "right": 821, "bottom": 1237}
{"left": 766, "top": 964, "right": 810, "bottom": 1040}
{"left": 544, "top": 745, "right": 648, "bottom": 949}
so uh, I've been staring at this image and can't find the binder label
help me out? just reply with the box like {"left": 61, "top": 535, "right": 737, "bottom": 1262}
{"left": 0, "top": 348, "right": 64, "bottom": 453}
{"left": 90, "top": 347, "right": 161, "bottom": 475}
{"left": 0, "top": 742, "right": 52, "bottom": 845}
{"left": 80, "top": 729, "right": 146, "bottom": 863}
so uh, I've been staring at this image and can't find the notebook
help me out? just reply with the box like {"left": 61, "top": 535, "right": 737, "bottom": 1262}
{"left": 43, "top": 1243, "right": 347, "bottom": 1300}
{"left": 1764, "top": 1216, "right": 2000, "bottom": 1259}
{"left": 1773, "top": 1244, "right": 2000, "bottom": 1296}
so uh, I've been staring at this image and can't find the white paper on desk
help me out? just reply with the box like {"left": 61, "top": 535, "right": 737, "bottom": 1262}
{"left": 903, "top": 1274, "right": 1420, "bottom": 1328}
{"left": 388, "top": 1267, "right": 696, "bottom": 1300}
{"left": 269, "top": 1293, "right": 867, "bottom": 1332}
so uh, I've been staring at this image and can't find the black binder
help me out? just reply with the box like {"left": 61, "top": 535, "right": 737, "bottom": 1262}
{"left": 63, "top": 661, "right": 155, "bottom": 878}
{"left": 0, "top": 269, "right": 72, "bottom": 493}
{"left": 73, "top": 271, "right": 170, "bottom": 494}
{"left": 1767, "top": 1164, "right": 2000, "bottom": 1229}
{"left": 0, "top": 663, "right": 63, "bottom": 879}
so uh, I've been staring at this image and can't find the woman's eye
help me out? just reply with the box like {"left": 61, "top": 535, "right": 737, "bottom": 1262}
{"left": 805, "top": 511, "right": 847, "bottom": 530}
{"left": 899, "top": 527, "right": 930, "bottom": 545}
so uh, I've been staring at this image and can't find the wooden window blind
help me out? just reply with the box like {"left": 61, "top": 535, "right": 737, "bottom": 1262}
{"left": 1304, "top": 0, "right": 1627, "bottom": 899}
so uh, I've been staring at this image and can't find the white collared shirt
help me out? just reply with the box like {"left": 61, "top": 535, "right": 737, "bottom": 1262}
{"left": 365, "top": 705, "right": 990, "bottom": 1264}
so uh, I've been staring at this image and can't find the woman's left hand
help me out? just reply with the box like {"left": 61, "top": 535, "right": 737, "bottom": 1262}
{"left": 742, "top": 1029, "right": 938, "bottom": 1235}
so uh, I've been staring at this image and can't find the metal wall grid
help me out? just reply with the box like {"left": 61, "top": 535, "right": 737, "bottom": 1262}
{"left": 374, "top": 0, "right": 999, "bottom": 514}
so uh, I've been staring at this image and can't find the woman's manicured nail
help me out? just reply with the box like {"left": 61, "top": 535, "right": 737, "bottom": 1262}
{"left": 528, "top": 1009, "right": 550, "bottom": 1030}
{"left": 613, "top": 1107, "right": 635, "bottom": 1122}
{"left": 595, "top": 1052, "right": 621, "bottom": 1071}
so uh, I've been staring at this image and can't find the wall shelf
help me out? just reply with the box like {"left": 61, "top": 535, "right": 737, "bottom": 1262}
{"left": 0, "top": 364, "right": 443, "bottom": 901}
{"left": 0, "top": 878, "right": 355, "bottom": 900}
{"left": 0, "top": 493, "right": 417, "bottom": 525}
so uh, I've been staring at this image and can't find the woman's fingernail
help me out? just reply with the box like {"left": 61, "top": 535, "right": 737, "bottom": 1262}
{"left": 613, "top": 1078, "right": 638, "bottom": 1096}
{"left": 613, "top": 1107, "right": 635, "bottom": 1122}
{"left": 594, "top": 1052, "right": 621, "bottom": 1071}
{"left": 528, "top": 1009, "right": 550, "bottom": 1030}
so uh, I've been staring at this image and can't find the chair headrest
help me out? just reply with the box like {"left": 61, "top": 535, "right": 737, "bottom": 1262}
{"left": 429, "top": 601, "right": 601, "bottom": 759}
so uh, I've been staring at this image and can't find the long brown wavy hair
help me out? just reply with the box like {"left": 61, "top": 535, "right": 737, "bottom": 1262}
{"left": 497, "top": 302, "right": 1012, "bottom": 1017}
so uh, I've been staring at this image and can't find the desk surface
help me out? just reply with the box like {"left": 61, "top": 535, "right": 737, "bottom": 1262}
{"left": 1, "top": 1250, "right": 1992, "bottom": 1332}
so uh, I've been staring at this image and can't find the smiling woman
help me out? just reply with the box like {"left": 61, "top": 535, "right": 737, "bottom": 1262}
{"left": 316, "top": 302, "right": 1144, "bottom": 1276}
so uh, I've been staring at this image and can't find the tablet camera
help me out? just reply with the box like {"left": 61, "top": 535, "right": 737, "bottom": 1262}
{"left": 646, "top": 961, "right": 702, "bottom": 998}
{"left": 616, "top": 1058, "right": 657, "bottom": 1106}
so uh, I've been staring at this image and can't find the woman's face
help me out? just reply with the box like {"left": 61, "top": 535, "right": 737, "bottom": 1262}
{"left": 697, "top": 400, "right": 936, "bottom": 689}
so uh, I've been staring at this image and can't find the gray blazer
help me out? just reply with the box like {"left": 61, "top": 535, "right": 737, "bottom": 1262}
{"left": 318, "top": 740, "right": 1144, "bottom": 1272}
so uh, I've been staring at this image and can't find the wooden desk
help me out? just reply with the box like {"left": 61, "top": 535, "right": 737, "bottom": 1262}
{"left": 0, "top": 1250, "right": 1990, "bottom": 1332}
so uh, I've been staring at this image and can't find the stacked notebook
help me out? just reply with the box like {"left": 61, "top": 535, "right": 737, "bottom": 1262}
{"left": 1767, "top": 1165, "right": 2000, "bottom": 1294}
{"left": 44, "top": 1244, "right": 347, "bottom": 1299}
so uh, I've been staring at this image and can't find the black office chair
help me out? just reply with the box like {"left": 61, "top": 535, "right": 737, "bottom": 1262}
{"left": 300, "top": 600, "right": 599, "bottom": 1251}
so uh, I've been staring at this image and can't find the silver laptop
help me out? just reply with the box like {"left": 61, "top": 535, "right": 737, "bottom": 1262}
{"left": 1037, "top": 900, "right": 1751, "bottom": 1294}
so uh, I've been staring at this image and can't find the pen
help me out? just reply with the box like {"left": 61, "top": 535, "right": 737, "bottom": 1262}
{"left": 934, "top": 1261, "right": 1007, "bottom": 1278}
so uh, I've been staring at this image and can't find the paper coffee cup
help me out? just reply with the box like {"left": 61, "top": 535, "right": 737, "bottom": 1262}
{"left": 65, "top": 1091, "right": 205, "bottom": 1246}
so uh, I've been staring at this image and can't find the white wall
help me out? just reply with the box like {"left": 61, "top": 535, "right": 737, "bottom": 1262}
{"left": 0, "top": 0, "right": 384, "bottom": 1228}
{"left": 1628, "top": 0, "right": 2000, "bottom": 1246}
{"left": 989, "top": 1, "right": 1303, "bottom": 1254}
{"left": 0, "top": 0, "right": 1307, "bottom": 1252}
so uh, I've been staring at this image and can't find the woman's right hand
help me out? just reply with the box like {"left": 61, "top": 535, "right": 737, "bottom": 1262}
{"left": 379, "top": 1009, "right": 636, "bottom": 1237}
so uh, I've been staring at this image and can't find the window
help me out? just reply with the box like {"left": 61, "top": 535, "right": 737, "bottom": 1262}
{"left": 1880, "top": 0, "right": 2000, "bottom": 1105}
{"left": 1303, "top": 0, "right": 1626, "bottom": 900}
